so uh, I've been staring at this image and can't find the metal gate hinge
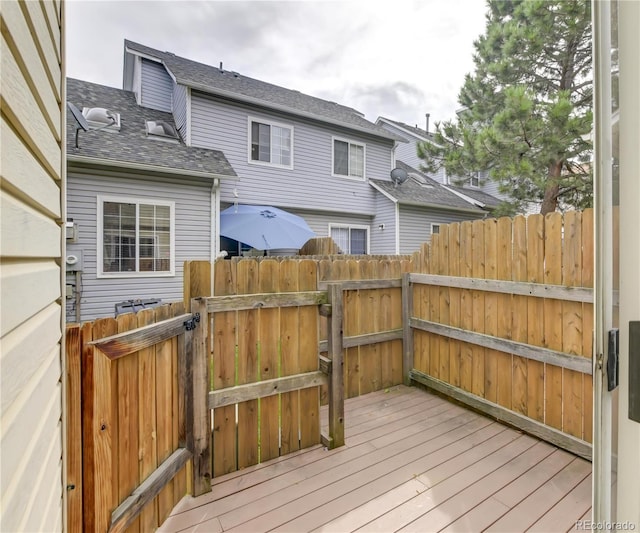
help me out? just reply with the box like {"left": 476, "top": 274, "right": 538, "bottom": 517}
{"left": 184, "top": 312, "right": 201, "bottom": 331}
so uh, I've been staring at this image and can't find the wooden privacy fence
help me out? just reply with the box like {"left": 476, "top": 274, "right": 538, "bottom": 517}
{"left": 184, "top": 255, "right": 412, "bottom": 474}
{"left": 66, "top": 302, "right": 204, "bottom": 532}
{"left": 403, "top": 210, "right": 594, "bottom": 459}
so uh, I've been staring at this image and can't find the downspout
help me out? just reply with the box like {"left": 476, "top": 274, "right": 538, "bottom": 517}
{"left": 211, "top": 178, "right": 220, "bottom": 296}
{"left": 395, "top": 203, "right": 400, "bottom": 255}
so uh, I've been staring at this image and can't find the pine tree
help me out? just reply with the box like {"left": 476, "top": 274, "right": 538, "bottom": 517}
{"left": 419, "top": 0, "right": 592, "bottom": 215}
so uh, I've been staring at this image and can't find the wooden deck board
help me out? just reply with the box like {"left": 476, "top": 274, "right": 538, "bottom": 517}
{"left": 159, "top": 385, "right": 592, "bottom": 533}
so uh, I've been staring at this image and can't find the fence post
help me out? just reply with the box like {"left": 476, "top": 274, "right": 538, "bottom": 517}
{"left": 184, "top": 261, "right": 212, "bottom": 311}
{"left": 327, "top": 283, "right": 345, "bottom": 448}
{"left": 66, "top": 325, "right": 83, "bottom": 531}
{"left": 190, "top": 297, "right": 212, "bottom": 496}
{"left": 402, "top": 273, "right": 414, "bottom": 386}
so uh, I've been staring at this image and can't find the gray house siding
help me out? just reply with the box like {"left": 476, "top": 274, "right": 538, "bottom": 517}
{"left": 384, "top": 121, "right": 448, "bottom": 184}
{"left": 172, "top": 82, "right": 188, "bottom": 140}
{"left": 371, "top": 194, "right": 398, "bottom": 254}
{"left": 140, "top": 58, "right": 173, "bottom": 112}
{"left": 398, "top": 205, "right": 485, "bottom": 254}
{"left": 191, "top": 92, "right": 393, "bottom": 215}
{"left": 67, "top": 169, "right": 213, "bottom": 322}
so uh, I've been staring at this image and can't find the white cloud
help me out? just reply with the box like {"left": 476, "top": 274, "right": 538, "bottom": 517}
{"left": 66, "top": 0, "right": 487, "bottom": 124}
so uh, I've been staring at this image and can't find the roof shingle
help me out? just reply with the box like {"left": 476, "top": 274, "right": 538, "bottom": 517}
{"left": 66, "top": 77, "right": 237, "bottom": 178}
{"left": 125, "top": 40, "right": 404, "bottom": 142}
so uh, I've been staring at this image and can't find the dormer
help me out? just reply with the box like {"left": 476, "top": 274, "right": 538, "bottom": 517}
{"left": 123, "top": 44, "right": 173, "bottom": 112}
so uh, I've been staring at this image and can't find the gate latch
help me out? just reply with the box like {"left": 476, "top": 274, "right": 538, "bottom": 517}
{"left": 607, "top": 328, "right": 619, "bottom": 392}
{"left": 184, "top": 312, "right": 201, "bottom": 331}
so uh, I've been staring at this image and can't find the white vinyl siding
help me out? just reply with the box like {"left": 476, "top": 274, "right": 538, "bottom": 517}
{"left": 248, "top": 117, "right": 293, "bottom": 169}
{"left": 67, "top": 170, "right": 212, "bottom": 322}
{"left": 98, "top": 196, "right": 175, "bottom": 277}
{"left": 191, "top": 92, "right": 392, "bottom": 215}
{"left": 140, "top": 58, "right": 173, "bottom": 112}
{"left": 0, "top": 0, "right": 64, "bottom": 530}
{"left": 332, "top": 137, "right": 365, "bottom": 179}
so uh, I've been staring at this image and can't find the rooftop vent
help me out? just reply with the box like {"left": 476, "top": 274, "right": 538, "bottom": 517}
{"left": 82, "top": 107, "right": 121, "bottom": 131}
{"left": 409, "top": 173, "right": 433, "bottom": 188}
{"left": 145, "top": 120, "right": 179, "bottom": 142}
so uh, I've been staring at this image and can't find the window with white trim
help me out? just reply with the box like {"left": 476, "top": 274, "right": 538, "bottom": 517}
{"left": 431, "top": 223, "right": 441, "bottom": 236}
{"left": 330, "top": 224, "right": 369, "bottom": 254}
{"left": 98, "top": 196, "right": 175, "bottom": 277}
{"left": 470, "top": 172, "right": 480, "bottom": 187}
{"left": 249, "top": 118, "right": 293, "bottom": 167}
{"left": 332, "top": 138, "right": 365, "bottom": 179}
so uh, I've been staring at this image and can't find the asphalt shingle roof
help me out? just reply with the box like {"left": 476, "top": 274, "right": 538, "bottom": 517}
{"left": 66, "top": 77, "right": 237, "bottom": 178}
{"left": 124, "top": 40, "right": 404, "bottom": 142}
{"left": 446, "top": 185, "right": 503, "bottom": 209}
{"left": 377, "top": 116, "right": 436, "bottom": 142}
{"left": 371, "top": 161, "right": 484, "bottom": 212}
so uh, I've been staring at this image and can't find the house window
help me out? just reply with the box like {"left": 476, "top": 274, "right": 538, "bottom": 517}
{"left": 98, "top": 196, "right": 175, "bottom": 277}
{"left": 249, "top": 118, "right": 293, "bottom": 168}
{"left": 330, "top": 224, "right": 369, "bottom": 254}
{"left": 333, "top": 138, "right": 365, "bottom": 179}
{"left": 470, "top": 172, "right": 480, "bottom": 187}
{"left": 431, "top": 223, "right": 441, "bottom": 235}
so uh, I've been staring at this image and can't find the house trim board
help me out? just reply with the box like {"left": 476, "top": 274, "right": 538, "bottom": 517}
{"left": 68, "top": 154, "right": 233, "bottom": 181}
{"left": 442, "top": 184, "right": 486, "bottom": 208}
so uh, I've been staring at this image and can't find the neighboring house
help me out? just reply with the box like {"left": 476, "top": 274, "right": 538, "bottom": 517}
{"left": 66, "top": 78, "right": 237, "bottom": 322}
{"left": 1, "top": 1, "right": 65, "bottom": 531}
{"left": 370, "top": 162, "right": 490, "bottom": 254}
{"left": 376, "top": 116, "right": 509, "bottom": 202}
{"left": 122, "top": 40, "right": 406, "bottom": 257}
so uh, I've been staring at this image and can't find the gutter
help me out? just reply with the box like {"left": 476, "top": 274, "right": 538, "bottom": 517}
{"left": 369, "top": 181, "right": 484, "bottom": 215}
{"left": 68, "top": 154, "right": 236, "bottom": 181}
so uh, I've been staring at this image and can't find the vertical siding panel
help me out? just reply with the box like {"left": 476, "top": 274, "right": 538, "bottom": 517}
{"left": 140, "top": 59, "right": 173, "bottom": 112}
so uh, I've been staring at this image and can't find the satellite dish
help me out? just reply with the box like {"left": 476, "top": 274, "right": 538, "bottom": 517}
{"left": 390, "top": 167, "right": 409, "bottom": 187}
{"left": 68, "top": 102, "right": 89, "bottom": 148}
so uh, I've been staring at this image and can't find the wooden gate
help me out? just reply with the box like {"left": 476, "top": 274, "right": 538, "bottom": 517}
{"left": 66, "top": 303, "right": 203, "bottom": 532}
{"left": 189, "top": 258, "right": 333, "bottom": 479}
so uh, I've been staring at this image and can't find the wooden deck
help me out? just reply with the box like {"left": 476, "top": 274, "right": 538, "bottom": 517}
{"left": 159, "top": 385, "right": 592, "bottom": 533}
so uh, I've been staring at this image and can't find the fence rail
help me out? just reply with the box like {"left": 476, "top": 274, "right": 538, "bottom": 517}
{"left": 406, "top": 210, "right": 594, "bottom": 452}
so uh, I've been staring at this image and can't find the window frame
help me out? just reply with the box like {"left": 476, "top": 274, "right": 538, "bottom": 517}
{"left": 431, "top": 223, "right": 441, "bottom": 236}
{"left": 470, "top": 172, "right": 480, "bottom": 188}
{"left": 247, "top": 116, "right": 294, "bottom": 170}
{"left": 331, "top": 136, "right": 366, "bottom": 180}
{"left": 329, "top": 223, "right": 370, "bottom": 254}
{"left": 97, "top": 195, "right": 175, "bottom": 278}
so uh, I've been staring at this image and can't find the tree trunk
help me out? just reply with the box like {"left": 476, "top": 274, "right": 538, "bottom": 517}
{"left": 540, "top": 161, "right": 563, "bottom": 215}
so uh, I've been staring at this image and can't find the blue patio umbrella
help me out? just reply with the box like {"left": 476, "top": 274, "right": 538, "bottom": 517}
{"left": 220, "top": 205, "right": 315, "bottom": 251}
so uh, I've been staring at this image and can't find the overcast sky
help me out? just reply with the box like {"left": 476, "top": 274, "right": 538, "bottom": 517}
{"left": 66, "top": 0, "right": 488, "bottom": 127}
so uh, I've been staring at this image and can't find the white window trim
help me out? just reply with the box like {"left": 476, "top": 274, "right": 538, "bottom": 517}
{"left": 431, "top": 223, "right": 441, "bottom": 236}
{"left": 328, "top": 223, "right": 370, "bottom": 254}
{"left": 97, "top": 195, "right": 175, "bottom": 278}
{"left": 247, "top": 116, "right": 294, "bottom": 170}
{"left": 469, "top": 172, "right": 480, "bottom": 188}
{"left": 331, "top": 136, "right": 366, "bottom": 181}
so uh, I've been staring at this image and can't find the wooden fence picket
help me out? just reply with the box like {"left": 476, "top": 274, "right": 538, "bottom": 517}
{"left": 527, "top": 214, "right": 545, "bottom": 422}
{"left": 544, "top": 212, "right": 564, "bottom": 431}
{"left": 471, "top": 220, "right": 486, "bottom": 397}
{"left": 582, "top": 208, "right": 595, "bottom": 442}
{"left": 512, "top": 215, "right": 529, "bottom": 415}
{"left": 496, "top": 217, "right": 513, "bottom": 410}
